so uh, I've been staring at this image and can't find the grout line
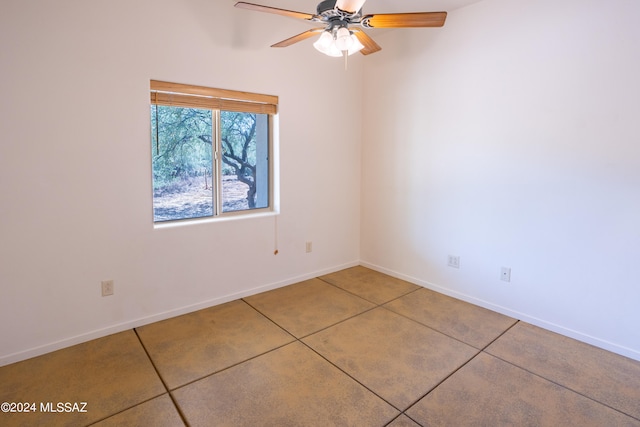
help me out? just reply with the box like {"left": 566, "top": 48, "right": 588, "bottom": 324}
{"left": 480, "top": 319, "right": 521, "bottom": 352}
{"left": 242, "top": 293, "right": 404, "bottom": 413}
{"left": 384, "top": 413, "right": 418, "bottom": 427}
{"left": 484, "top": 352, "right": 640, "bottom": 422}
{"left": 296, "top": 305, "right": 380, "bottom": 340}
{"left": 297, "top": 339, "right": 404, "bottom": 413}
{"left": 483, "top": 346, "right": 640, "bottom": 422}
{"left": 133, "top": 328, "right": 171, "bottom": 392}
{"left": 241, "top": 290, "right": 380, "bottom": 341}
{"left": 379, "top": 305, "right": 474, "bottom": 348}
{"left": 379, "top": 302, "right": 511, "bottom": 352}
{"left": 478, "top": 320, "right": 640, "bottom": 422}
{"left": 133, "top": 328, "right": 190, "bottom": 427}
{"left": 317, "top": 276, "right": 424, "bottom": 309}
{"left": 162, "top": 304, "right": 403, "bottom": 418}
{"left": 381, "top": 286, "right": 423, "bottom": 306}
{"left": 401, "top": 320, "right": 521, "bottom": 416}
{"left": 85, "top": 393, "right": 172, "bottom": 426}
{"left": 131, "top": 296, "right": 376, "bottom": 397}
{"left": 402, "top": 347, "right": 484, "bottom": 416}
{"left": 240, "top": 298, "right": 298, "bottom": 339}
{"left": 316, "top": 276, "right": 385, "bottom": 306}
{"left": 399, "top": 412, "right": 426, "bottom": 427}
{"left": 480, "top": 320, "right": 640, "bottom": 422}
{"left": 156, "top": 301, "right": 303, "bottom": 392}
{"left": 170, "top": 341, "right": 297, "bottom": 391}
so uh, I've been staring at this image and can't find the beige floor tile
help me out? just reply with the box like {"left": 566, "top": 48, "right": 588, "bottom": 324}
{"left": 243, "top": 278, "right": 375, "bottom": 337}
{"left": 303, "top": 307, "right": 478, "bottom": 410}
{"left": 486, "top": 322, "right": 640, "bottom": 420}
{"left": 0, "top": 330, "right": 165, "bottom": 427}
{"left": 4, "top": 267, "right": 638, "bottom": 427}
{"left": 172, "top": 341, "right": 399, "bottom": 427}
{"left": 385, "top": 288, "right": 517, "bottom": 348}
{"left": 407, "top": 352, "right": 639, "bottom": 426}
{"left": 136, "top": 300, "right": 294, "bottom": 389}
{"left": 320, "top": 266, "right": 420, "bottom": 305}
{"left": 92, "top": 394, "right": 184, "bottom": 427}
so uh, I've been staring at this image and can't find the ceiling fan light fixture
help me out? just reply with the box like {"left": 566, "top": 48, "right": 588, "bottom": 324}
{"left": 313, "top": 29, "right": 363, "bottom": 57}
{"left": 334, "top": 27, "right": 353, "bottom": 51}
{"left": 348, "top": 35, "right": 365, "bottom": 54}
{"left": 313, "top": 30, "right": 334, "bottom": 52}
{"left": 313, "top": 31, "right": 341, "bottom": 56}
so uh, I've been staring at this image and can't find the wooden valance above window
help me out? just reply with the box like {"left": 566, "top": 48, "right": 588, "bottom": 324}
{"left": 150, "top": 80, "right": 278, "bottom": 115}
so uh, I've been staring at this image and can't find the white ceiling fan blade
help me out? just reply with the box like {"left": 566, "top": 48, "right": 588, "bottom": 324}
{"left": 336, "top": 0, "right": 367, "bottom": 13}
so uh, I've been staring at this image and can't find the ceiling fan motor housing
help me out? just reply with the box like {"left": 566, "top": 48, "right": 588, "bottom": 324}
{"left": 316, "top": 0, "right": 361, "bottom": 22}
{"left": 317, "top": 0, "right": 337, "bottom": 14}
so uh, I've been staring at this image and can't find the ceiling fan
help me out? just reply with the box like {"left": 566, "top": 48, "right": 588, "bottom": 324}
{"left": 235, "top": 0, "right": 447, "bottom": 57}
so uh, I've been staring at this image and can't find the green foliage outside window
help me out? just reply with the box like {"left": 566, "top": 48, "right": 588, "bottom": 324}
{"left": 151, "top": 106, "right": 268, "bottom": 222}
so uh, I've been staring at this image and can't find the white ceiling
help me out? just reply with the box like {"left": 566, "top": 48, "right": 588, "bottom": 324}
{"left": 234, "top": 0, "right": 485, "bottom": 16}
{"left": 357, "top": 0, "right": 485, "bottom": 13}
{"left": 351, "top": 0, "right": 486, "bottom": 34}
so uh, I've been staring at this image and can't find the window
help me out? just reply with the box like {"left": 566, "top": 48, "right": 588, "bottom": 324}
{"left": 150, "top": 81, "right": 277, "bottom": 222}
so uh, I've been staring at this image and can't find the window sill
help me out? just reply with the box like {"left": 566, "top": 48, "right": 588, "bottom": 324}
{"left": 153, "top": 209, "right": 279, "bottom": 229}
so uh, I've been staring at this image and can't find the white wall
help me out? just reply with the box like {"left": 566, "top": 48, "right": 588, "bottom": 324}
{"left": 361, "top": 0, "right": 640, "bottom": 360}
{"left": 0, "top": 0, "right": 363, "bottom": 365}
{"left": 3, "top": 0, "right": 639, "bottom": 366}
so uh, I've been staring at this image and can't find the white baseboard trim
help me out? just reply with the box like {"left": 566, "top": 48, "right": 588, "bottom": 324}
{"left": 359, "top": 261, "right": 640, "bottom": 362}
{"left": 0, "top": 261, "right": 359, "bottom": 367}
{"left": 7, "top": 259, "right": 637, "bottom": 366}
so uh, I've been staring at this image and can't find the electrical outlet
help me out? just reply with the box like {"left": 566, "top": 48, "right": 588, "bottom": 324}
{"left": 101, "top": 280, "right": 114, "bottom": 296}
{"left": 501, "top": 267, "right": 511, "bottom": 282}
{"left": 447, "top": 255, "right": 460, "bottom": 269}
{"left": 305, "top": 241, "right": 313, "bottom": 253}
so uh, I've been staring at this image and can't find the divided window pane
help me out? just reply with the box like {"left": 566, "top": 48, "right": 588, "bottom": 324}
{"left": 150, "top": 81, "right": 276, "bottom": 223}
{"left": 221, "top": 111, "right": 269, "bottom": 213}
{"left": 152, "top": 106, "right": 214, "bottom": 222}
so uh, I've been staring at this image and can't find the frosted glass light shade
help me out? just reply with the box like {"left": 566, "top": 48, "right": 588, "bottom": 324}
{"left": 313, "top": 31, "right": 333, "bottom": 52}
{"left": 313, "top": 30, "right": 364, "bottom": 57}
{"left": 335, "top": 27, "right": 353, "bottom": 51}
{"left": 348, "top": 35, "right": 364, "bottom": 55}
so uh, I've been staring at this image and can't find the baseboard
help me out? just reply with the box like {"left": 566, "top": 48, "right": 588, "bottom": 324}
{"left": 359, "top": 261, "right": 640, "bottom": 362}
{"left": 0, "top": 260, "right": 359, "bottom": 367}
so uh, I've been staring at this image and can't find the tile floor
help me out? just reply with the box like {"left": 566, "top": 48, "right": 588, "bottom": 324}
{"left": 1, "top": 266, "right": 639, "bottom": 426}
